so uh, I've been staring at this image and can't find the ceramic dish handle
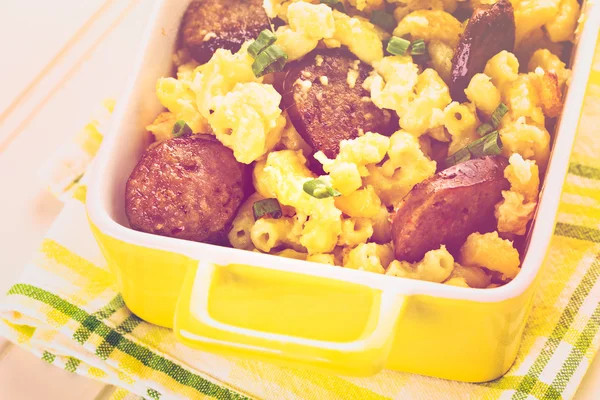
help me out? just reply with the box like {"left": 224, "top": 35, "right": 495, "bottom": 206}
{"left": 174, "top": 261, "right": 407, "bottom": 376}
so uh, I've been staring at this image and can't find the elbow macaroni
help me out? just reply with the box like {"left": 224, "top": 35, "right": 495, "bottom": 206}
{"left": 287, "top": 2, "right": 335, "bottom": 39}
{"left": 400, "top": 69, "right": 452, "bottom": 136}
{"left": 484, "top": 51, "right": 520, "bottom": 91}
{"left": 365, "top": 130, "right": 436, "bottom": 206}
{"left": 464, "top": 74, "right": 502, "bottom": 116}
{"left": 209, "top": 82, "right": 286, "bottom": 164}
{"left": 444, "top": 102, "right": 480, "bottom": 155}
{"left": 500, "top": 117, "right": 551, "bottom": 170}
{"left": 495, "top": 154, "right": 540, "bottom": 235}
{"left": 344, "top": 243, "right": 395, "bottom": 274}
{"left": 338, "top": 218, "right": 374, "bottom": 247}
{"left": 262, "top": 150, "right": 343, "bottom": 254}
{"left": 329, "top": 10, "right": 387, "bottom": 65}
{"left": 394, "top": 10, "right": 463, "bottom": 47}
{"left": 334, "top": 186, "right": 382, "bottom": 218}
{"left": 459, "top": 232, "right": 521, "bottom": 280}
{"left": 444, "top": 264, "right": 492, "bottom": 289}
{"left": 386, "top": 246, "right": 455, "bottom": 283}
{"left": 228, "top": 193, "right": 264, "bottom": 251}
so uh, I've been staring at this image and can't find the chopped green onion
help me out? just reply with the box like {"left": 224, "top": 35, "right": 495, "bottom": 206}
{"left": 303, "top": 178, "right": 341, "bottom": 199}
{"left": 252, "top": 44, "right": 288, "bottom": 77}
{"left": 468, "top": 131, "right": 502, "bottom": 158}
{"left": 443, "top": 131, "right": 503, "bottom": 168}
{"left": 387, "top": 37, "right": 411, "bottom": 56}
{"left": 320, "top": 0, "right": 345, "bottom": 12}
{"left": 253, "top": 198, "right": 282, "bottom": 220}
{"left": 410, "top": 39, "right": 426, "bottom": 55}
{"left": 490, "top": 103, "right": 509, "bottom": 128}
{"left": 172, "top": 120, "right": 192, "bottom": 138}
{"left": 248, "top": 30, "right": 277, "bottom": 58}
{"left": 411, "top": 51, "right": 431, "bottom": 65}
{"left": 444, "top": 147, "right": 471, "bottom": 169}
{"left": 370, "top": 10, "right": 396, "bottom": 32}
{"left": 476, "top": 122, "right": 494, "bottom": 136}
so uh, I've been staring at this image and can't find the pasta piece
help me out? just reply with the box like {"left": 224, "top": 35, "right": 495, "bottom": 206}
{"left": 484, "top": 51, "right": 520, "bottom": 91}
{"left": 386, "top": 246, "right": 455, "bottom": 283}
{"left": 393, "top": 10, "right": 462, "bottom": 48}
{"left": 307, "top": 253, "right": 336, "bottom": 265}
{"left": 495, "top": 191, "right": 537, "bottom": 235}
{"left": 334, "top": 186, "right": 382, "bottom": 218}
{"left": 500, "top": 117, "right": 551, "bottom": 169}
{"left": 209, "top": 82, "right": 286, "bottom": 164}
{"left": 464, "top": 74, "right": 502, "bottom": 116}
{"left": 444, "top": 102, "right": 480, "bottom": 155}
{"left": 344, "top": 243, "right": 395, "bottom": 274}
{"left": 370, "top": 205, "right": 392, "bottom": 244}
{"left": 444, "top": 264, "right": 492, "bottom": 288}
{"left": 329, "top": 10, "right": 387, "bottom": 65}
{"left": 228, "top": 193, "right": 264, "bottom": 251}
{"left": 544, "top": 0, "right": 580, "bottom": 43}
{"left": 146, "top": 112, "right": 178, "bottom": 142}
{"left": 458, "top": 232, "right": 520, "bottom": 280}
{"left": 337, "top": 218, "right": 374, "bottom": 247}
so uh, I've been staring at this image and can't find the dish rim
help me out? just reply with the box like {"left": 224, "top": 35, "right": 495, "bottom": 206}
{"left": 86, "top": 0, "right": 600, "bottom": 304}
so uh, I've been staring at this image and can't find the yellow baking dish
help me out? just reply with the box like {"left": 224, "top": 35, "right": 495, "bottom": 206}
{"left": 87, "top": 0, "right": 600, "bottom": 382}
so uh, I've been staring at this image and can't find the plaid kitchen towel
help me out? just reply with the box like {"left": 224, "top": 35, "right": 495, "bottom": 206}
{"left": 1, "top": 30, "right": 600, "bottom": 400}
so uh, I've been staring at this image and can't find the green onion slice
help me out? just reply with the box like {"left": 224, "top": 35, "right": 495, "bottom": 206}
{"left": 410, "top": 39, "right": 426, "bottom": 55}
{"left": 370, "top": 10, "right": 396, "bottom": 32}
{"left": 252, "top": 44, "right": 288, "bottom": 77}
{"left": 476, "top": 122, "right": 494, "bottom": 136}
{"left": 468, "top": 131, "right": 502, "bottom": 158}
{"left": 253, "top": 198, "right": 283, "bottom": 220}
{"left": 303, "top": 178, "right": 341, "bottom": 199}
{"left": 490, "top": 103, "right": 508, "bottom": 128}
{"left": 320, "top": 0, "right": 345, "bottom": 12}
{"left": 444, "top": 147, "right": 471, "bottom": 169}
{"left": 248, "top": 30, "right": 277, "bottom": 58}
{"left": 387, "top": 37, "right": 410, "bottom": 56}
{"left": 443, "top": 131, "right": 503, "bottom": 168}
{"left": 172, "top": 120, "right": 192, "bottom": 138}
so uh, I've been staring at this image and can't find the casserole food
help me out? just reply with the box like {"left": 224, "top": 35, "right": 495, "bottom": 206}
{"left": 87, "top": 0, "right": 599, "bottom": 381}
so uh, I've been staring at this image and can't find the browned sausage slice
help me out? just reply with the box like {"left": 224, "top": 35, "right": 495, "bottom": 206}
{"left": 391, "top": 156, "right": 509, "bottom": 263}
{"left": 181, "top": 0, "right": 270, "bottom": 64}
{"left": 282, "top": 49, "right": 396, "bottom": 159}
{"left": 450, "top": 0, "right": 515, "bottom": 102}
{"left": 125, "top": 135, "right": 249, "bottom": 245}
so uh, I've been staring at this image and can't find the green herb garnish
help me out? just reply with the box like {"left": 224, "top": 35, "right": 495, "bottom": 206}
{"left": 490, "top": 103, "right": 509, "bottom": 128}
{"left": 410, "top": 39, "right": 426, "bottom": 55}
{"left": 253, "top": 198, "right": 283, "bottom": 220}
{"left": 303, "top": 178, "right": 341, "bottom": 199}
{"left": 172, "top": 120, "right": 192, "bottom": 138}
{"left": 252, "top": 44, "right": 288, "bottom": 77}
{"left": 248, "top": 30, "right": 277, "bottom": 58}
{"left": 387, "top": 37, "right": 411, "bottom": 56}
{"left": 476, "top": 122, "right": 495, "bottom": 136}
{"left": 443, "top": 131, "right": 503, "bottom": 168}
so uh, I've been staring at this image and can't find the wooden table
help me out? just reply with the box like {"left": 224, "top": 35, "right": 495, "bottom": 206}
{"left": 0, "top": 1, "right": 598, "bottom": 398}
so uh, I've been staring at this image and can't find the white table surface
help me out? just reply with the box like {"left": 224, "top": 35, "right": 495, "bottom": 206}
{"left": 0, "top": 1, "right": 599, "bottom": 399}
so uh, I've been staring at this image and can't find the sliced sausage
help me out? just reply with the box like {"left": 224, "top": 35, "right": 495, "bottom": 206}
{"left": 391, "top": 156, "right": 509, "bottom": 263}
{"left": 181, "top": 0, "right": 270, "bottom": 64}
{"left": 282, "top": 49, "right": 396, "bottom": 159}
{"left": 450, "top": 0, "right": 515, "bottom": 102}
{"left": 125, "top": 135, "right": 250, "bottom": 245}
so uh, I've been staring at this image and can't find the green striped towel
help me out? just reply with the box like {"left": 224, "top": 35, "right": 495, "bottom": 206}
{"left": 1, "top": 30, "right": 600, "bottom": 400}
